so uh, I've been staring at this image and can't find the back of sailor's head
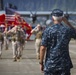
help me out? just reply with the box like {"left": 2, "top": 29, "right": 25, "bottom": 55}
{"left": 51, "top": 9, "right": 63, "bottom": 20}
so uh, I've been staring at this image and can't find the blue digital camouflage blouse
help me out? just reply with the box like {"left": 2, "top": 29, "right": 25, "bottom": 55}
{"left": 41, "top": 24, "right": 76, "bottom": 72}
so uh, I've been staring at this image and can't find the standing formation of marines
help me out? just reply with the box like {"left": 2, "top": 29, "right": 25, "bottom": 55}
{"left": 0, "top": 22, "right": 43, "bottom": 62}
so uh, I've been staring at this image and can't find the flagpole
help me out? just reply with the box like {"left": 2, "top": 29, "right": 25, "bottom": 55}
{"left": 0, "top": 0, "right": 4, "bottom": 10}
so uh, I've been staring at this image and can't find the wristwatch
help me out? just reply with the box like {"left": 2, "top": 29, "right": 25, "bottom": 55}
{"left": 39, "top": 61, "right": 43, "bottom": 65}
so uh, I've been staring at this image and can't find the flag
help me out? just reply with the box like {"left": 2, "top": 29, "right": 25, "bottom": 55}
{"left": 5, "top": 7, "right": 20, "bottom": 26}
{"left": 5, "top": 7, "right": 32, "bottom": 40}
{"left": 5, "top": 14, "right": 16, "bottom": 26}
{"left": 5, "top": 7, "right": 19, "bottom": 15}
{"left": 5, "top": 15, "right": 15, "bottom": 21}
{"left": 21, "top": 18, "right": 32, "bottom": 40}
{"left": 0, "top": 14, "right": 5, "bottom": 25}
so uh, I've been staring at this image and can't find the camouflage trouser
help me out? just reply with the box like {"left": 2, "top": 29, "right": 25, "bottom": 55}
{"left": 44, "top": 70, "right": 71, "bottom": 75}
{"left": 4, "top": 37, "right": 9, "bottom": 50}
{"left": 35, "top": 39, "right": 41, "bottom": 56}
{"left": 0, "top": 41, "right": 3, "bottom": 56}
{"left": 12, "top": 41, "right": 24, "bottom": 58}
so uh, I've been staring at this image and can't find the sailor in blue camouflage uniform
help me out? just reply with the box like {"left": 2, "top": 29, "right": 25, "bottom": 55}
{"left": 39, "top": 9, "right": 76, "bottom": 75}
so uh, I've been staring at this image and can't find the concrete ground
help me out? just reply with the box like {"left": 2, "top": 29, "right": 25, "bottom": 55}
{"left": 0, "top": 40, "right": 76, "bottom": 75}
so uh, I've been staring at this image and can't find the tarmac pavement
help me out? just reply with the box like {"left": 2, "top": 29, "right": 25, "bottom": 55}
{"left": 0, "top": 40, "right": 76, "bottom": 75}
